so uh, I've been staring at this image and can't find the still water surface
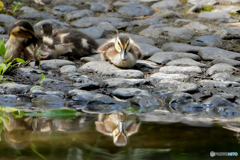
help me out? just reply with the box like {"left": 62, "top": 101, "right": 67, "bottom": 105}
{"left": 0, "top": 111, "right": 240, "bottom": 160}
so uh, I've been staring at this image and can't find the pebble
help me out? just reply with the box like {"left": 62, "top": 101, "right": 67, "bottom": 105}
{"left": 52, "top": 5, "right": 78, "bottom": 16}
{"left": 150, "top": 73, "right": 190, "bottom": 81}
{"left": 206, "top": 63, "right": 236, "bottom": 75}
{"left": 64, "top": 10, "right": 94, "bottom": 22}
{"left": 199, "top": 80, "right": 240, "bottom": 88}
{"left": 151, "top": 0, "right": 182, "bottom": 10}
{"left": 159, "top": 66, "right": 202, "bottom": 74}
{"left": 166, "top": 58, "right": 207, "bottom": 68}
{"left": 118, "top": 4, "right": 154, "bottom": 17}
{"left": 30, "top": 60, "right": 74, "bottom": 70}
{"left": 18, "top": 11, "right": 55, "bottom": 20}
{"left": 198, "top": 12, "right": 231, "bottom": 20}
{"left": 162, "top": 43, "right": 201, "bottom": 53}
{"left": 79, "top": 27, "right": 107, "bottom": 39}
{"left": 191, "top": 35, "right": 223, "bottom": 47}
{"left": 102, "top": 78, "right": 149, "bottom": 88}
{"left": 60, "top": 65, "right": 77, "bottom": 73}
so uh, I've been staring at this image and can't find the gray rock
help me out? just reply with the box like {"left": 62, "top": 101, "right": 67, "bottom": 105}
{"left": 162, "top": 43, "right": 201, "bottom": 53}
{"left": 188, "top": 4, "right": 204, "bottom": 13}
{"left": 199, "top": 80, "right": 240, "bottom": 87}
{"left": 118, "top": 4, "right": 154, "bottom": 17}
{"left": 34, "top": 19, "right": 69, "bottom": 34}
{"left": 64, "top": 10, "right": 94, "bottom": 22}
{"left": 79, "top": 61, "right": 144, "bottom": 79}
{"left": 11, "top": 67, "right": 47, "bottom": 79}
{"left": 138, "top": 43, "right": 163, "bottom": 58}
{"left": 0, "top": 83, "right": 31, "bottom": 94}
{"left": 130, "top": 17, "right": 168, "bottom": 27}
{"left": 0, "top": 35, "right": 8, "bottom": 43}
{"left": 215, "top": 27, "right": 240, "bottom": 39}
{"left": 166, "top": 58, "right": 207, "bottom": 68}
{"left": 115, "top": 22, "right": 130, "bottom": 29}
{"left": 126, "top": 33, "right": 155, "bottom": 45}
{"left": 151, "top": 0, "right": 182, "bottom": 10}
{"left": 219, "top": 0, "right": 240, "bottom": 4}
{"left": 159, "top": 66, "right": 202, "bottom": 74}
{"left": 97, "top": 22, "right": 116, "bottom": 32}
{"left": 30, "top": 60, "right": 74, "bottom": 70}
{"left": 150, "top": 73, "right": 190, "bottom": 81}
{"left": 73, "top": 81, "right": 99, "bottom": 90}
{"left": 60, "top": 65, "right": 77, "bottom": 73}
{"left": 32, "top": 95, "right": 66, "bottom": 108}
{"left": 0, "top": 14, "right": 17, "bottom": 32}
{"left": 135, "top": 60, "right": 160, "bottom": 69}
{"left": 41, "top": 78, "right": 69, "bottom": 87}
{"left": 188, "top": 0, "right": 218, "bottom": 5}
{"left": 67, "top": 89, "right": 95, "bottom": 101}
{"left": 80, "top": 54, "right": 101, "bottom": 62}
{"left": 198, "top": 12, "right": 231, "bottom": 20}
{"left": 0, "top": 27, "right": 5, "bottom": 34}
{"left": 204, "top": 95, "right": 236, "bottom": 108}
{"left": 148, "top": 52, "right": 201, "bottom": 64}
{"left": 153, "top": 9, "right": 183, "bottom": 18}
{"left": 65, "top": 73, "right": 89, "bottom": 83}
{"left": 102, "top": 78, "right": 149, "bottom": 88}
{"left": 150, "top": 24, "right": 168, "bottom": 28}
{"left": 213, "top": 5, "right": 240, "bottom": 13}
{"left": 112, "top": 88, "right": 145, "bottom": 98}
{"left": 87, "top": 2, "right": 109, "bottom": 12}
{"left": 191, "top": 35, "right": 223, "bottom": 47}
{"left": 211, "top": 73, "right": 231, "bottom": 81}
{"left": 213, "top": 106, "right": 240, "bottom": 117}
{"left": 20, "top": 6, "right": 38, "bottom": 14}
{"left": 29, "top": 87, "right": 64, "bottom": 99}
{"left": 113, "top": 0, "right": 139, "bottom": 7}
{"left": 52, "top": 5, "right": 78, "bottom": 16}
{"left": 183, "top": 22, "right": 209, "bottom": 31}
{"left": 78, "top": 27, "right": 107, "bottom": 39}
{"left": 174, "top": 19, "right": 194, "bottom": 26}
{"left": 206, "top": 63, "right": 236, "bottom": 75}
{"left": 198, "top": 47, "right": 240, "bottom": 60}
{"left": 139, "top": 26, "right": 195, "bottom": 41}
{"left": 86, "top": 93, "right": 115, "bottom": 105}
{"left": 18, "top": 11, "right": 55, "bottom": 20}
{"left": 210, "top": 57, "right": 240, "bottom": 67}
{"left": 50, "top": 0, "right": 87, "bottom": 6}
{"left": 130, "top": 92, "right": 159, "bottom": 109}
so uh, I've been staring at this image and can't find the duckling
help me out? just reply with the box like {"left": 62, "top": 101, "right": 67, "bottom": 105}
{"left": 97, "top": 34, "right": 143, "bottom": 68}
{"left": 4, "top": 20, "right": 39, "bottom": 63}
{"left": 40, "top": 23, "right": 54, "bottom": 36}
{"left": 39, "top": 24, "right": 99, "bottom": 60}
{"left": 95, "top": 113, "right": 141, "bottom": 146}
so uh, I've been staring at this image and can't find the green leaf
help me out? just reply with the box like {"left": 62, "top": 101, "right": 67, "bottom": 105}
{"left": 3, "top": 56, "right": 12, "bottom": 63}
{"left": 2, "top": 61, "right": 11, "bottom": 75}
{"left": 15, "top": 58, "right": 26, "bottom": 64}
{"left": 31, "top": 143, "right": 47, "bottom": 160}
{"left": 39, "top": 73, "right": 45, "bottom": 86}
{"left": 30, "top": 86, "right": 42, "bottom": 91}
{"left": 0, "top": 116, "right": 9, "bottom": 125}
{"left": 0, "top": 107, "right": 22, "bottom": 112}
{"left": 11, "top": 111, "right": 24, "bottom": 118}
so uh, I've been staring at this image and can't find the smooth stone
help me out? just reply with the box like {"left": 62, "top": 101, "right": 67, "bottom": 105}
{"left": 29, "top": 87, "right": 64, "bottom": 98}
{"left": 148, "top": 52, "right": 201, "bottom": 64}
{"left": 96, "top": 38, "right": 107, "bottom": 46}
{"left": 166, "top": 58, "right": 208, "bottom": 68}
{"left": 150, "top": 73, "right": 190, "bottom": 81}
{"left": 11, "top": 67, "right": 47, "bottom": 79}
{"left": 215, "top": 27, "right": 240, "bottom": 39}
{"left": 0, "top": 83, "right": 31, "bottom": 94}
{"left": 211, "top": 73, "right": 239, "bottom": 82}
{"left": 159, "top": 66, "right": 202, "bottom": 74}
{"left": 60, "top": 65, "right": 77, "bottom": 73}
{"left": 153, "top": 9, "right": 183, "bottom": 18}
{"left": 206, "top": 63, "right": 236, "bottom": 75}
{"left": 213, "top": 106, "right": 240, "bottom": 117}
{"left": 183, "top": 22, "right": 209, "bottom": 32}
{"left": 20, "top": 6, "right": 38, "bottom": 13}
{"left": 188, "top": 4, "right": 204, "bottom": 13}
{"left": 130, "top": 92, "right": 159, "bottom": 109}
{"left": 210, "top": 57, "right": 240, "bottom": 67}
{"left": 135, "top": 60, "right": 160, "bottom": 69}
{"left": 199, "top": 80, "right": 240, "bottom": 87}
{"left": 118, "top": 4, "right": 154, "bottom": 17}
{"left": 213, "top": 5, "right": 240, "bottom": 13}
{"left": 80, "top": 54, "right": 101, "bottom": 62}
{"left": 79, "top": 27, "right": 106, "bottom": 39}
{"left": 32, "top": 95, "right": 66, "bottom": 108}
{"left": 41, "top": 78, "right": 69, "bottom": 87}
{"left": 79, "top": 61, "right": 144, "bottom": 79}
{"left": 218, "top": 0, "right": 240, "bottom": 4}
{"left": 198, "top": 47, "right": 240, "bottom": 60}
{"left": 138, "top": 43, "right": 163, "bottom": 58}
{"left": 86, "top": 93, "right": 115, "bottom": 105}
{"left": 0, "top": 14, "right": 17, "bottom": 32}
{"left": 188, "top": 0, "right": 218, "bottom": 5}
{"left": 50, "top": 0, "right": 88, "bottom": 6}
{"left": 174, "top": 19, "right": 194, "bottom": 26}
{"left": 204, "top": 95, "right": 237, "bottom": 107}
{"left": 102, "top": 78, "right": 149, "bottom": 88}
{"left": 139, "top": 26, "right": 195, "bottom": 41}
{"left": 67, "top": 89, "right": 95, "bottom": 101}
{"left": 130, "top": 17, "right": 168, "bottom": 27}
{"left": 198, "top": 12, "right": 231, "bottom": 20}
{"left": 65, "top": 73, "right": 89, "bottom": 83}
{"left": 151, "top": 0, "right": 182, "bottom": 10}
{"left": 191, "top": 35, "right": 222, "bottom": 47}
{"left": 112, "top": 88, "right": 145, "bottom": 98}
{"left": 126, "top": 33, "right": 155, "bottom": 45}
{"left": 52, "top": 5, "right": 78, "bottom": 16}
{"left": 97, "top": 22, "right": 116, "bottom": 32}
{"left": 162, "top": 43, "right": 201, "bottom": 53}
{"left": 0, "top": 27, "right": 5, "bottom": 34}
{"left": 64, "top": 10, "right": 94, "bottom": 22}
{"left": 34, "top": 19, "right": 69, "bottom": 34}
{"left": 115, "top": 22, "right": 130, "bottom": 29}
{"left": 113, "top": 0, "right": 139, "bottom": 7}
{"left": 87, "top": 2, "right": 109, "bottom": 12}
{"left": 150, "top": 24, "right": 168, "bottom": 28}
{"left": 177, "top": 103, "right": 204, "bottom": 114}
{"left": 73, "top": 81, "right": 99, "bottom": 90}
{"left": 18, "top": 11, "right": 55, "bottom": 20}
{"left": 30, "top": 60, "right": 74, "bottom": 70}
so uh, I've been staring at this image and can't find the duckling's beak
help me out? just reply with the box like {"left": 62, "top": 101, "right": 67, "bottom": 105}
{"left": 120, "top": 49, "right": 127, "bottom": 61}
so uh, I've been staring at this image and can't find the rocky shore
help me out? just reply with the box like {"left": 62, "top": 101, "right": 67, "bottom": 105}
{"left": 1, "top": 0, "right": 240, "bottom": 119}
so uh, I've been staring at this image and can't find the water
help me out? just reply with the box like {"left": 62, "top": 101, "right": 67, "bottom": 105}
{"left": 0, "top": 111, "right": 240, "bottom": 160}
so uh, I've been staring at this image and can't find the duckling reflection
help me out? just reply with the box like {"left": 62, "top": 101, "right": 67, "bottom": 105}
{"left": 223, "top": 125, "right": 240, "bottom": 143}
{"left": 95, "top": 112, "right": 141, "bottom": 146}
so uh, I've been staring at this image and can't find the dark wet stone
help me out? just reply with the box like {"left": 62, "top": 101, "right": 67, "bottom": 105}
{"left": 213, "top": 106, "right": 240, "bottom": 117}
{"left": 191, "top": 35, "right": 223, "bottom": 47}
{"left": 65, "top": 73, "right": 89, "bottom": 83}
{"left": 97, "top": 22, "right": 116, "bottom": 32}
{"left": 67, "top": 89, "right": 95, "bottom": 102}
{"left": 178, "top": 102, "right": 204, "bottom": 114}
{"left": 162, "top": 43, "right": 201, "bottom": 53}
{"left": 166, "top": 58, "right": 207, "bottom": 68}
{"left": 216, "top": 27, "right": 240, "bottom": 39}
{"left": 79, "top": 61, "right": 144, "bottom": 79}
{"left": 30, "top": 60, "right": 74, "bottom": 70}
{"left": 60, "top": 65, "right": 77, "bottom": 73}
{"left": 34, "top": 19, "right": 69, "bottom": 34}
{"left": 130, "top": 17, "right": 168, "bottom": 27}
{"left": 20, "top": 6, "right": 38, "bottom": 14}
{"left": 118, "top": 4, "right": 154, "bottom": 17}
{"left": 148, "top": 52, "right": 200, "bottom": 64}
{"left": 135, "top": 60, "right": 160, "bottom": 69}
{"left": 0, "top": 83, "right": 31, "bottom": 94}
{"left": 0, "top": 14, "right": 17, "bottom": 32}
{"left": 199, "top": 80, "right": 240, "bottom": 87}
{"left": 160, "top": 66, "right": 202, "bottom": 74}
{"left": 151, "top": 0, "right": 182, "bottom": 10}
{"left": 86, "top": 94, "right": 115, "bottom": 105}
{"left": 204, "top": 95, "right": 236, "bottom": 108}
{"left": 29, "top": 87, "right": 64, "bottom": 99}
{"left": 64, "top": 10, "right": 94, "bottom": 22}
{"left": 11, "top": 67, "right": 47, "bottom": 79}
{"left": 102, "top": 78, "right": 149, "bottom": 88}
{"left": 210, "top": 57, "right": 240, "bottom": 67}
{"left": 112, "top": 88, "right": 145, "bottom": 99}
{"left": 78, "top": 27, "right": 107, "bottom": 39}
{"left": 198, "top": 12, "right": 231, "bottom": 20}
{"left": 32, "top": 95, "right": 66, "bottom": 108}
{"left": 198, "top": 47, "right": 240, "bottom": 60}
{"left": 150, "top": 73, "right": 190, "bottom": 81}
{"left": 18, "top": 12, "right": 55, "bottom": 20}
{"left": 138, "top": 43, "right": 163, "bottom": 58}
{"left": 206, "top": 63, "right": 236, "bottom": 75}
{"left": 87, "top": 2, "right": 109, "bottom": 12}
{"left": 73, "top": 81, "right": 100, "bottom": 90}
{"left": 52, "top": 5, "right": 78, "bottom": 16}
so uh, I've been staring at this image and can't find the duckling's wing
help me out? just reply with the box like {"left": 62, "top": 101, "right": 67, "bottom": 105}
{"left": 129, "top": 39, "right": 143, "bottom": 60}
{"left": 126, "top": 122, "right": 141, "bottom": 137}
{"left": 97, "top": 38, "right": 115, "bottom": 53}
{"left": 95, "top": 121, "right": 113, "bottom": 136}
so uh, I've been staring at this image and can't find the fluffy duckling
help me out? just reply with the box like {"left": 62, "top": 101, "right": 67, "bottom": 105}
{"left": 95, "top": 113, "right": 141, "bottom": 146}
{"left": 39, "top": 24, "right": 99, "bottom": 60}
{"left": 40, "top": 23, "right": 54, "bottom": 36}
{"left": 98, "top": 34, "right": 142, "bottom": 68}
{"left": 4, "top": 20, "right": 39, "bottom": 62}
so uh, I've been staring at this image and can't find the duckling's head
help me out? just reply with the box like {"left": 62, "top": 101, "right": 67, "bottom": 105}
{"left": 40, "top": 23, "right": 54, "bottom": 36}
{"left": 9, "top": 20, "right": 35, "bottom": 39}
{"left": 115, "top": 34, "right": 131, "bottom": 61}
{"left": 113, "top": 122, "right": 127, "bottom": 146}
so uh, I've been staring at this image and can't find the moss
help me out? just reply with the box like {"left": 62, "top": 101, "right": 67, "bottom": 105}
{"left": 179, "top": 0, "right": 188, "bottom": 4}
{"left": 202, "top": 5, "right": 214, "bottom": 12}
{"left": 60, "top": 14, "right": 65, "bottom": 18}
{"left": 35, "top": 19, "right": 42, "bottom": 23}
{"left": 33, "top": 7, "right": 44, "bottom": 11}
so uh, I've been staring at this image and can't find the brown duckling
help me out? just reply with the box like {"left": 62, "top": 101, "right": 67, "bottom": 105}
{"left": 4, "top": 20, "right": 39, "bottom": 62}
{"left": 97, "top": 34, "right": 143, "bottom": 68}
